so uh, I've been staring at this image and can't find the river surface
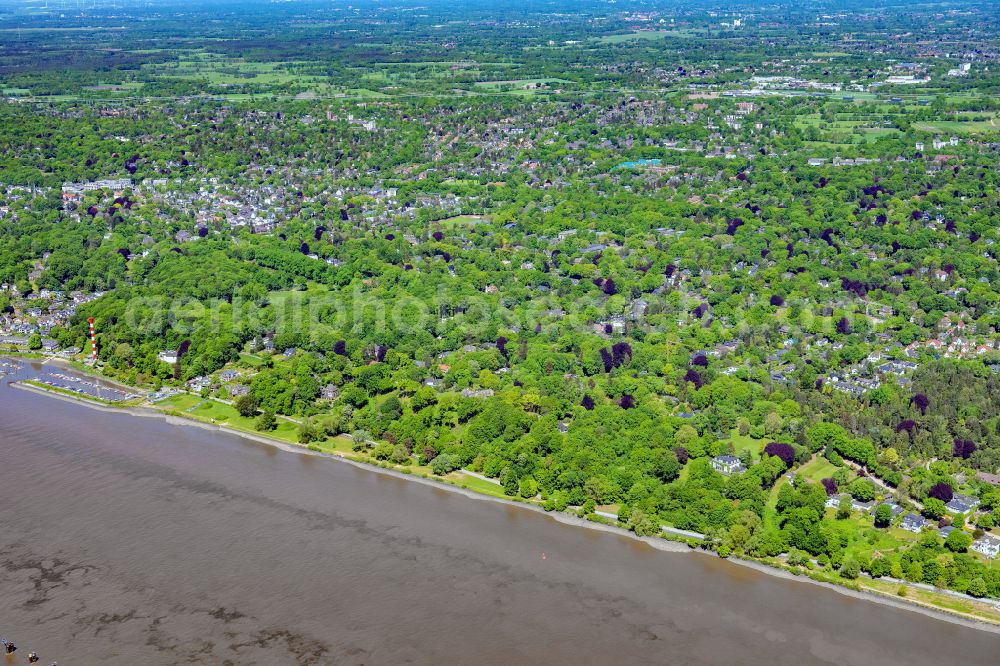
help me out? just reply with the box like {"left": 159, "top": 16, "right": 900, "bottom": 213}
{"left": 1, "top": 360, "right": 997, "bottom": 665}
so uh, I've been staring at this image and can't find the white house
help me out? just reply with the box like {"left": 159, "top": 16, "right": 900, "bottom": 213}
{"left": 971, "top": 535, "right": 1000, "bottom": 559}
{"left": 711, "top": 455, "right": 746, "bottom": 475}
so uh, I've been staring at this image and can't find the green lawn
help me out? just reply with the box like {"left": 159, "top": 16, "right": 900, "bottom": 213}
{"left": 841, "top": 520, "right": 911, "bottom": 558}
{"left": 798, "top": 457, "right": 839, "bottom": 483}
{"left": 794, "top": 113, "right": 904, "bottom": 143}
{"left": 728, "top": 430, "right": 767, "bottom": 459}
{"left": 450, "top": 472, "right": 508, "bottom": 498}
{"left": 473, "top": 78, "right": 568, "bottom": 90}
{"left": 594, "top": 29, "right": 703, "bottom": 43}
{"left": 191, "top": 399, "right": 242, "bottom": 421}
{"left": 82, "top": 82, "right": 144, "bottom": 92}
{"left": 437, "top": 214, "right": 490, "bottom": 228}
{"left": 238, "top": 352, "right": 266, "bottom": 368}
{"left": 913, "top": 116, "right": 999, "bottom": 135}
{"left": 147, "top": 53, "right": 325, "bottom": 87}
{"left": 303, "top": 435, "right": 356, "bottom": 455}
{"left": 764, "top": 474, "right": 790, "bottom": 530}
{"left": 158, "top": 392, "right": 201, "bottom": 410}
{"left": 155, "top": 393, "right": 299, "bottom": 442}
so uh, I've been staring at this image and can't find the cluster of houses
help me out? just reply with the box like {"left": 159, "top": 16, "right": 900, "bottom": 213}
{"left": 52, "top": 129, "right": 494, "bottom": 239}
{"left": 0, "top": 286, "right": 106, "bottom": 353}
{"left": 0, "top": 183, "right": 43, "bottom": 223}
{"left": 142, "top": 175, "right": 281, "bottom": 235}
{"left": 181, "top": 367, "right": 255, "bottom": 397}
{"left": 906, "top": 336, "right": 1000, "bottom": 360}
{"left": 708, "top": 454, "right": 999, "bottom": 559}
{"left": 820, "top": 491, "right": 999, "bottom": 558}
{"left": 806, "top": 157, "right": 879, "bottom": 167}
{"left": 743, "top": 75, "right": 842, "bottom": 93}
{"left": 914, "top": 137, "right": 961, "bottom": 152}
{"left": 946, "top": 63, "right": 972, "bottom": 78}
{"left": 827, "top": 353, "right": 921, "bottom": 397}
{"left": 61, "top": 178, "right": 133, "bottom": 209}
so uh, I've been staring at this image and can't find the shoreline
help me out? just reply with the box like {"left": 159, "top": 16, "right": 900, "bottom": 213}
{"left": 10, "top": 379, "right": 1000, "bottom": 635}
{"left": 40, "top": 357, "right": 142, "bottom": 393}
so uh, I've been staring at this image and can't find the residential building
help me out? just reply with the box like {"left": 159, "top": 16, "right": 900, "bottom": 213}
{"left": 937, "top": 525, "right": 958, "bottom": 540}
{"left": 945, "top": 494, "right": 980, "bottom": 514}
{"left": 971, "top": 535, "right": 1000, "bottom": 559}
{"left": 871, "top": 501, "right": 904, "bottom": 520}
{"left": 711, "top": 455, "right": 746, "bottom": 475}
{"left": 900, "top": 513, "right": 929, "bottom": 533}
{"left": 851, "top": 498, "right": 875, "bottom": 514}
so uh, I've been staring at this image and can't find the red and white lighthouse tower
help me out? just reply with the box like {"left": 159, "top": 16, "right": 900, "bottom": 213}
{"left": 88, "top": 317, "right": 98, "bottom": 364}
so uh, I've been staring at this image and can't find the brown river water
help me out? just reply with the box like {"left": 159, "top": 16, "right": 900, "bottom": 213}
{"left": 0, "top": 360, "right": 997, "bottom": 665}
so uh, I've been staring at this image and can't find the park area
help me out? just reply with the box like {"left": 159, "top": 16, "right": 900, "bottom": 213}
{"left": 154, "top": 392, "right": 300, "bottom": 442}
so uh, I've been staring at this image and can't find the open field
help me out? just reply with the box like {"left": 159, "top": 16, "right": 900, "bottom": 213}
{"left": 728, "top": 430, "right": 767, "bottom": 459}
{"left": 300, "top": 434, "right": 356, "bottom": 455}
{"left": 473, "top": 78, "right": 569, "bottom": 90}
{"left": 436, "top": 214, "right": 491, "bottom": 227}
{"left": 146, "top": 52, "right": 329, "bottom": 88}
{"left": 795, "top": 113, "right": 904, "bottom": 142}
{"left": 795, "top": 106, "right": 998, "bottom": 142}
{"left": 913, "top": 114, "right": 999, "bottom": 135}
{"left": 155, "top": 393, "right": 301, "bottom": 442}
{"left": 0, "top": 26, "right": 127, "bottom": 33}
{"left": 798, "top": 457, "right": 839, "bottom": 483}
{"left": 451, "top": 472, "right": 510, "bottom": 498}
{"left": 82, "top": 82, "right": 144, "bottom": 92}
{"left": 594, "top": 29, "right": 704, "bottom": 43}
{"left": 238, "top": 352, "right": 267, "bottom": 368}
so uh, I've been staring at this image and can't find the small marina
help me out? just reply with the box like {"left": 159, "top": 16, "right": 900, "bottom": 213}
{"left": 1, "top": 357, "right": 140, "bottom": 403}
